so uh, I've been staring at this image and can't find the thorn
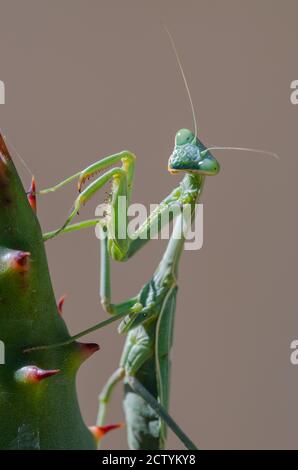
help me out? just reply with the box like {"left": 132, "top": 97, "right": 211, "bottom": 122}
{"left": 0, "top": 133, "right": 11, "bottom": 162}
{"left": 57, "top": 294, "right": 67, "bottom": 315}
{"left": 89, "top": 423, "right": 124, "bottom": 443}
{"left": 75, "top": 342, "right": 100, "bottom": 365}
{"left": 10, "top": 251, "right": 31, "bottom": 272}
{"left": 0, "top": 134, "right": 10, "bottom": 189}
{"left": 15, "top": 365, "right": 60, "bottom": 384}
{"left": 27, "top": 176, "right": 37, "bottom": 212}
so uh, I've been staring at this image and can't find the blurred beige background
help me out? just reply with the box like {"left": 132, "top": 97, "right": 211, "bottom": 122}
{"left": 0, "top": 0, "right": 297, "bottom": 449}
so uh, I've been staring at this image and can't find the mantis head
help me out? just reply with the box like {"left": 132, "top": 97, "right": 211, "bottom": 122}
{"left": 168, "top": 129, "right": 220, "bottom": 176}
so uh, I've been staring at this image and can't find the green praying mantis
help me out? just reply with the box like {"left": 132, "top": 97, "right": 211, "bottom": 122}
{"left": 28, "top": 29, "right": 279, "bottom": 451}
{"left": 40, "top": 129, "right": 219, "bottom": 450}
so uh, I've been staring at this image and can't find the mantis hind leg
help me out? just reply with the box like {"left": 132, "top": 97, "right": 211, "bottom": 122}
{"left": 97, "top": 368, "right": 125, "bottom": 428}
{"left": 96, "top": 368, "right": 125, "bottom": 449}
{"left": 96, "top": 327, "right": 153, "bottom": 433}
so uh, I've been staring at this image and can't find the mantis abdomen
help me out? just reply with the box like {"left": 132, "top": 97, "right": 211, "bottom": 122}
{"left": 123, "top": 356, "right": 160, "bottom": 449}
{"left": 122, "top": 284, "right": 178, "bottom": 449}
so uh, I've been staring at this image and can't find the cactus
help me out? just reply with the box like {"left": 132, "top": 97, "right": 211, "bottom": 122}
{"left": 0, "top": 132, "right": 102, "bottom": 450}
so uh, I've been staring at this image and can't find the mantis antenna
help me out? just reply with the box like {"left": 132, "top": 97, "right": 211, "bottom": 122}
{"left": 163, "top": 24, "right": 198, "bottom": 139}
{"left": 202, "top": 146, "right": 280, "bottom": 160}
{"left": 163, "top": 27, "right": 279, "bottom": 162}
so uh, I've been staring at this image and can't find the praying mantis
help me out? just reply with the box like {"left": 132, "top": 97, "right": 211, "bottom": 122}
{"left": 31, "top": 28, "right": 278, "bottom": 450}
{"left": 32, "top": 26, "right": 222, "bottom": 450}
{"left": 40, "top": 129, "right": 219, "bottom": 450}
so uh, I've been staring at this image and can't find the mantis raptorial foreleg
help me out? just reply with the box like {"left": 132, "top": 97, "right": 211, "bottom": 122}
{"left": 41, "top": 151, "right": 135, "bottom": 250}
{"left": 40, "top": 150, "right": 184, "bottom": 262}
{"left": 39, "top": 151, "right": 135, "bottom": 195}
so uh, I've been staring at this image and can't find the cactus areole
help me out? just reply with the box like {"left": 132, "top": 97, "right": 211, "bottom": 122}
{"left": 0, "top": 133, "right": 98, "bottom": 449}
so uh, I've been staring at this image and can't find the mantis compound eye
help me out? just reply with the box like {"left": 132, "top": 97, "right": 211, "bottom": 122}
{"left": 175, "top": 128, "right": 195, "bottom": 146}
